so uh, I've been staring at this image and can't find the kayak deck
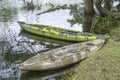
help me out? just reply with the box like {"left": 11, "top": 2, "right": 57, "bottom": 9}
{"left": 18, "top": 21, "right": 99, "bottom": 42}
{"left": 20, "top": 39, "right": 105, "bottom": 71}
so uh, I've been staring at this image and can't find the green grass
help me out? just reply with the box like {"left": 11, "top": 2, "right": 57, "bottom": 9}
{"left": 59, "top": 11, "right": 120, "bottom": 80}
{"left": 60, "top": 38, "right": 120, "bottom": 80}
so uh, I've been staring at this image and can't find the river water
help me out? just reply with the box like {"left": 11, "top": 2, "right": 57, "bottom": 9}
{"left": 0, "top": 0, "right": 83, "bottom": 80}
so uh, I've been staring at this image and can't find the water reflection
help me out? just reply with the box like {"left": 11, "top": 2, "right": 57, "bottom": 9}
{"left": 0, "top": 62, "right": 21, "bottom": 80}
{"left": 18, "top": 9, "right": 83, "bottom": 31}
{"left": 0, "top": 22, "right": 48, "bottom": 54}
{"left": 0, "top": 0, "right": 20, "bottom": 22}
{"left": 0, "top": 22, "right": 70, "bottom": 80}
{"left": 0, "top": 0, "right": 83, "bottom": 80}
{"left": 20, "top": 66, "right": 70, "bottom": 80}
{"left": 20, "top": 29, "right": 72, "bottom": 46}
{"left": 0, "top": 49, "right": 21, "bottom": 80}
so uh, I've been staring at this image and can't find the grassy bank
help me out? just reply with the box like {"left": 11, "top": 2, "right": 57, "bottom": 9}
{"left": 60, "top": 38, "right": 120, "bottom": 80}
{"left": 59, "top": 12, "right": 120, "bottom": 80}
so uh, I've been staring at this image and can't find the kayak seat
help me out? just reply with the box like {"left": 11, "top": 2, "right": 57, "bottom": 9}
{"left": 41, "top": 28, "right": 49, "bottom": 33}
{"left": 50, "top": 29, "right": 59, "bottom": 35}
{"left": 41, "top": 28, "right": 59, "bottom": 35}
{"left": 81, "top": 33, "right": 94, "bottom": 36}
{"left": 67, "top": 49, "right": 77, "bottom": 53}
{"left": 60, "top": 31, "right": 78, "bottom": 35}
{"left": 31, "top": 27, "right": 39, "bottom": 30}
{"left": 45, "top": 58, "right": 55, "bottom": 63}
{"left": 86, "top": 43, "right": 95, "bottom": 46}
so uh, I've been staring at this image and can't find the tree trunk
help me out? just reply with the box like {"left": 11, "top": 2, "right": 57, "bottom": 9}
{"left": 83, "top": 0, "right": 94, "bottom": 32}
{"left": 103, "top": 0, "right": 111, "bottom": 11}
{"left": 95, "top": 0, "right": 107, "bottom": 17}
{"left": 117, "top": 4, "right": 120, "bottom": 12}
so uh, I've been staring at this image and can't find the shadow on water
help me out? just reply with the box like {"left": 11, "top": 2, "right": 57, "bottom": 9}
{"left": 1, "top": 49, "right": 82, "bottom": 80}
{"left": 0, "top": 61, "right": 21, "bottom": 80}
{"left": 20, "top": 61, "right": 83, "bottom": 80}
{"left": 20, "top": 30, "right": 73, "bottom": 46}
{"left": 0, "top": 0, "right": 84, "bottom": 80}
{"left": 20, "top": 67, "right": 68, "bottom": 80}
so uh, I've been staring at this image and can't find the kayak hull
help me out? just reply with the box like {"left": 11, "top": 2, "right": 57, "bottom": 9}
{"left": 18, "top": 21, "right": 99, "bottom": 42}
{"left": 20, "top": 39, "right": 105, "bottom": 71}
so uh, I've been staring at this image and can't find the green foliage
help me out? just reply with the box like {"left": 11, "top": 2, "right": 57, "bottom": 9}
{"left": 92, "top": 11, "right": 120, "bottom": 34}
{"left": 0, "top": 7, "right": 18, "bottom": 22}
{"left": 109, "top": 24, "right": 120, "bottom": 36}
{"left": 68, "top": 4, "right": 84, "bottom": 26}
{"left": 61, "top": 8, "right": 120, "bottom": 79}
{"left": 0, "top": 0, "right": 19, "bottom": 22}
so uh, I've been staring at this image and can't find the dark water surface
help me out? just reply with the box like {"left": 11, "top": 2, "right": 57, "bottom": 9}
{"left": 0, "top": 0, "right": 83, "bottom": 80}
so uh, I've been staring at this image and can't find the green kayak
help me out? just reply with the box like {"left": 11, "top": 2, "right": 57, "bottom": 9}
{"left": 18, "top": 21, "right": 107, "bottom": 42}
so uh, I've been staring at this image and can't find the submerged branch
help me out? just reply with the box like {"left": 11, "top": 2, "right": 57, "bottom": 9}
{"left": 36, "top": 4, "right": 69, "bottom": 15}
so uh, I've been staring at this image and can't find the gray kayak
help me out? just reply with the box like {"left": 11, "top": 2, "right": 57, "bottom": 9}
{"left": 20, "top": 39, "right": 105, "bottom": 71}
